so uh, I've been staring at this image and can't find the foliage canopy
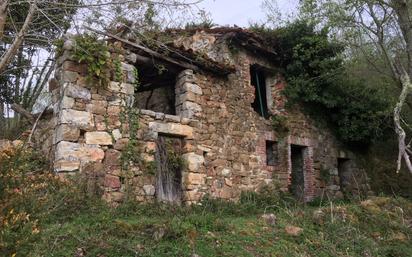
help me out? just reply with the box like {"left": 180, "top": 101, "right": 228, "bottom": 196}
{"left": 253, "top": 21, "right": 393, "bottom": 144}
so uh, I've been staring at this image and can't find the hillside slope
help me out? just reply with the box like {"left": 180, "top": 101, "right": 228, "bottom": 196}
{"left": 1, "top": 144, "right": 412, "bottom": 257}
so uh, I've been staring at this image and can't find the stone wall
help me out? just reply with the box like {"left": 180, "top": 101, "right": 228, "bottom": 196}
{"left": 49, "top": 33, "right": 371, "bottom": 204}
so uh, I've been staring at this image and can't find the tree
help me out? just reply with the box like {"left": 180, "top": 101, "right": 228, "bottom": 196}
{"left": 285, "top": 0, "right": 412, "bottom": 174}
{"left": 251, "top": 21, "right": 392, "bottom": 144}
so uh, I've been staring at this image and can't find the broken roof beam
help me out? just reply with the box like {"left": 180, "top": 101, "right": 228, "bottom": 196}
{"left": 85, "top": 27, "right": 235, "bottom": 76}
{"left": 86, "top": 27, "right": 200, "bottom": 72}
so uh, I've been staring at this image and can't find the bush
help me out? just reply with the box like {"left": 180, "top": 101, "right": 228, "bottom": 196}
{"left": 0, "top": 144, "right": 107, "bottom": 256}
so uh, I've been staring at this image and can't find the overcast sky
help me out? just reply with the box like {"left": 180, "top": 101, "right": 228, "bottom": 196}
{"left": 198, "top": 0, "right": 299, "bottom": 27}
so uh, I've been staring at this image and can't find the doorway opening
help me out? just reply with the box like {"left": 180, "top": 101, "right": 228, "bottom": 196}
{"left": 155, "top": 134, "right": 184, "bottom": 204}
{"left": 266, "top": 140, "right": 278, "bottom": 166}
{"left": 290, "top": 145, "right": 306, "bottom": 201}
{"left": 338, "top": 158, "right": 351, "bottom": 195}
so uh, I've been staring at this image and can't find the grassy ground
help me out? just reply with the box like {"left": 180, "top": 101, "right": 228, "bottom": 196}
{"left": 3, "top": 194, "right": 412, "bottom": 257}
{"left": 2, "top": 147, "right": 412, "bottom": 257}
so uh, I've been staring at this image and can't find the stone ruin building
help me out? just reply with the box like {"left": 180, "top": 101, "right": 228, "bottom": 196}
{"left": 35, "top": 27, "right": 371, "bottom": 204}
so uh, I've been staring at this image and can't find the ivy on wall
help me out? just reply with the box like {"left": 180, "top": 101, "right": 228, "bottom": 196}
{"left": 70, "top": 34, "right": 125, "bottom": 87}
{"left": 252, "top": 21, "right": 393, "bottom": 144}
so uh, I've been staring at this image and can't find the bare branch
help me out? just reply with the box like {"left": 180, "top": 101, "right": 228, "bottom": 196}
{"left": 0, "top": 0, "right": 8, "bottom": 39}
{"left": 0, "top": 0, "right": 38, "bottom": 73}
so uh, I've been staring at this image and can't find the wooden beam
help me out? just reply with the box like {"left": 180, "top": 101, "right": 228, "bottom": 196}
{"left": 85, "top": 27, "right": 200, "bottom": 72}
{"left": 137, "top": 81, "right": 174, "bottom": 92}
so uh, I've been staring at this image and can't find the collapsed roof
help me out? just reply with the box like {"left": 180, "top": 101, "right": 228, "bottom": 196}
{"left": 90, "top": 26, "right": 278, "bottom": 77}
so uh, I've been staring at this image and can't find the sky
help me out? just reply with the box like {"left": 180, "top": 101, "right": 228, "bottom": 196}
{"left": 198, "top": 0, "right": 299, "bottom": 27}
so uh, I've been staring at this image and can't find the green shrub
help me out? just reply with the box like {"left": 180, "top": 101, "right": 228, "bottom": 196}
{"left": 71, "top": 34, "right": 126, "bottom": 87}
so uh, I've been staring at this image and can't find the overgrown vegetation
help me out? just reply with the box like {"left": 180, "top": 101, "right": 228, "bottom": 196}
{"left": 71, "top": 34, "right": 123, "bottom": 87}
{"left": 1, "top": 146, "right": 412, "bottom": 256}
{"left": 270, "top": 114, "right": 289, "bottom": 136}
{"left": 252, "top": 21, "right": 394, "bottom": 144}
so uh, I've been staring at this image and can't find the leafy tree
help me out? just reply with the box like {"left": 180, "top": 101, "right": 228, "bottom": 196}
{"left": 295, "top": 0, "right": 412, "bottom": 174}
{"left": 252, "top": 21, "right": 393, "bottom": 144}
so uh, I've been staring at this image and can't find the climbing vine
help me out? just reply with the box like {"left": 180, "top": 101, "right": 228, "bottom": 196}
{"left": 71, "top": 34, "right": 123, "bottom": 87}
{"left": 271, "top": 114, "right": 289, "bottom": 137}
{"left": 164, "top": 138, "right": 186, "bottom": 171}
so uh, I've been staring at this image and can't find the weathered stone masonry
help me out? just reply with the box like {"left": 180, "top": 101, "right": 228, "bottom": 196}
{"left": 48, "top": 28, "right": 371, "bottom": 204}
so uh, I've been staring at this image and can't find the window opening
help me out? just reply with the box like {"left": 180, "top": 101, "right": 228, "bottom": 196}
{"left": 290, "top": 145, "right": 306, "bottom": 201}
{"left": 266, "top": 141, "right": 278, "bottom": 166}
{"left": 135, "top": 65, "right": 180, "bottom": 115}
{"left": 250, "top": 65, "right": 269, "bottom": 118}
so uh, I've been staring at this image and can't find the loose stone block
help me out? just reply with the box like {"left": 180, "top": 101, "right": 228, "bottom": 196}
{"left": 182, "top": 101, "right": 202, "bottom": 112}
{"left": 85, "top": 132, "right": 113, "bottom": 145}
{"left": 121, "top": 83, "right": 135, "bottom": 95}
{"left": 65, "top": 83, "right": 91, "bottom": 100}
{"left": 54, "top": 160, "right": 80, "bottom": 172}
{"left": 104, "top": 175, "right": 121, "bottom": 189}
{"left": 221, "top": 168, "right": 231, "bottom": 177}
{"left": 104, "top": 149, "right": 121, "bottom": 167}
{"left": 177, "top": 91, "right": 198, "bottom": 105}
{"left": 59, "top": 96, "right": 75, "bottom": 110}
{"left": 112, "top": 129, "right": 122, "bottom": 141}
{"left": 49, "top": 78, "right": 59, "bottom": 92}
{"left": 55, "top": 124, "right": 80, "bottom": 143}
{"left": 182, "top": 153, "right": 205, "bottom": 172}
{"left": 62, "top": 71, "right": 78, "bottom": 83}
{"left": 59, "top": 109, "right": 94, "bottom": 130}
{"left": 108, "top": 82, "right": 121, "bottom": 93}
{"left": 86, "top": 100, "right": 107, "bottom": 115}
{"left": 55, "top": 141, "right": 105, "bottom": 163}
{"left": 184, "top": 190, "right": 202, "bottom": 201}
{"left": 148, "top": 122, "right": 194, "bottom": 139}
{"left": 107, "top": 105, "right": 121, "bottom": 115}
{"left": 114, "top": 138, "right": 129, "bottom": 150}
{"left": 185, "top": 173, "right": 206, "bottom": 187}
{"left": 165, "top": 114, "right": 181, "bottom": 123}
{"left": 62, "top": 61, "right": 87, "bottom": 75}
{"left": 126, "top": 53, "right": 137, "bottom": 63}
{"left": 183, "top": 82, "right": 202, "bottom": 95}
{"left": 143, "top": 185, "right": 156, "bottom": 196}
{"left": 121, "top": 62, "right": 136, "bottom": 84}
{"left": 140, "top": 109, "right": 156, "bottom": 117}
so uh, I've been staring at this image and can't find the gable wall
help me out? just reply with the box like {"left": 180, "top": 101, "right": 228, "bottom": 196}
{"left": 49, "top": 35, "right": 371, "bottom": 204}
{"left": 193, "top": 49, "right": 371, "bottom": 201}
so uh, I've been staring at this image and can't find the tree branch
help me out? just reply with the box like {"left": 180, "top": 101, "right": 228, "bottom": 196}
{"left": 0, "top": 0, "right": 8, "bottom": 40}
{"left": 11, "top": 103, "right": 34, "bottom": 124}
{"left": 0, "top": 0, "right": 37, "bottom": 74}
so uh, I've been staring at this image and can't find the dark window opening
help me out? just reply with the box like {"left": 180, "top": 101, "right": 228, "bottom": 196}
{"left": 290, "top": 145, "right": 306, "bottom": 201}
{"left": 135, "top": 65, "right": 180, "bottom": 115}
{"left": 155, "top": 134, "right": 184, "bottom": 204}
{"left": 266, "top": 141, "right": 278, "bottom": 166}
{"left": 250, "top": 65, "right": 269, "bottom": 118}
{"left": 338, "top": 158, "right": 351, "bottom": 194}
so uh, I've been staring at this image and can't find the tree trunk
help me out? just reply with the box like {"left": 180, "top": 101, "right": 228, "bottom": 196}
{"left": 0, "top": 0, "right": 7, "bottom": 40}
{"left": 0, "top": 0, "right": 37, "bottom": 74}
{"left": 0, "top": 99, "right": 4, "bottom": 138}
{"left": 394, "top": 75, "right": 412, "bottom": 174}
